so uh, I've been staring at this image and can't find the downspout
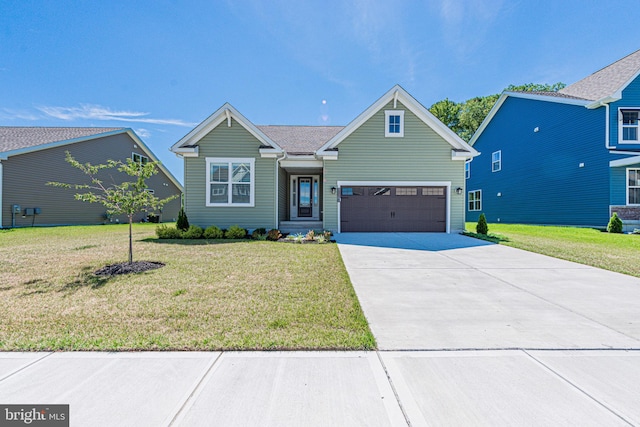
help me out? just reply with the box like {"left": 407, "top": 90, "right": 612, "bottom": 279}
{"left": 604, "top": 102, "right": 613, "bottom": 149}
{"left": 275, "top": 152, "right": 288, "bottom": 229}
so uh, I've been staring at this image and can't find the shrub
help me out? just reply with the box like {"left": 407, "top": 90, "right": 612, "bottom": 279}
{"left": 203, "top": 225, "right": 224, "bottom": 239}
{"left": 183, "top": 225, "right": 204, "bottom": 239}
{"left": 267, "top": 229, "right": 282, "bottom": 241}
{"left": 607, "top": 212, "right": 623, "bottom": 233}
{"left": 226, "top": 224, "right": 246, "bottom": 239}
{"left": 156, "top": 224, "right": 182, "bottom": 239}
{"left": 476, "top": 213, "right": 488, "bottom": 235}
{"left": 176, "top": 207, "right": 189, "bottom": 231}
{"left": 252, "top": 227, "right": 267, "bottom": 240}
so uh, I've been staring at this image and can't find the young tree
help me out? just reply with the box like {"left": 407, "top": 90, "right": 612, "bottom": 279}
{"left": 48, "top": 152, "right": 178, "bottom": 264}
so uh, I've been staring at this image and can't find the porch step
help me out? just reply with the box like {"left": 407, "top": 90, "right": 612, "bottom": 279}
{"left": 279, "top": 221, "right": 324, "bottom": 234}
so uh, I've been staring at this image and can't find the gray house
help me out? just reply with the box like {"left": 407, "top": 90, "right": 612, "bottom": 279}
{"left": 171, "top": 85, "right": 478, "bottom": 233}
{"left": 0, "top": 127, "right": 183, "bottom": 228}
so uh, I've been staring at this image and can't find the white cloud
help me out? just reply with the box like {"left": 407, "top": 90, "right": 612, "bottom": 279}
{"left": 36, "top": 104, "right": 196, "bottom": 127}
{"left": 0, "top": 108, "right": 40, "bottom": 121}
{"left": 135, "top": 128, "right": 151, "bottom": 138}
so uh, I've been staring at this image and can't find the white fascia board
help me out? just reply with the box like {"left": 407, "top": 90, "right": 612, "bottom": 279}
{"left": 451, "top": 150, "right": 476, "bottom": 160}
{"left": 170, "top": 103, "right": 283, "bottom": 153}
{"left": 259, "top": 148, "right": 283, "bottom": 158}
{"left": 610, "top": 155, "right": 640, "bottom": 167}
{"left": 317, "top": 151, "right": 338, "bottom": 160}
{"left": 172, "top": 146, "right": 199, "bottom": 157}
{"left": 280, "top": 158, "right": 323, "bottom": 168}
{"left": 317, "top": 85, "right": 478, "bottom": 157}
{"left": 586, "top": 96, "right": 620, "bottom": 109}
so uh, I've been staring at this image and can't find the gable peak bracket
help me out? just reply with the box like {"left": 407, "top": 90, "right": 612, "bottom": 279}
{"left": 393, "top": 90, "right": 399, "bottom": 108}
{"left": 225, "top": 109, "right": 232, "bottom": 127}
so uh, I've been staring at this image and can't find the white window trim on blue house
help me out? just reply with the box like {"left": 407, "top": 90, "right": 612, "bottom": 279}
{"left": 619, "top": 108, "right": 640, "bottom": 143}
{"left": 465, "top": 160, "right": 470, "bottom": 179}
{"left": 491, "top": 150, "right": 501, "bottom": 172}
{"left": 384, "top": 110, "right": 405, "bottom": 137}
{"left": 468, "top": 189, "right": 482, "bottom": 211}
{"left": 627, "top": 168, "right": 640, "bottom": 205}
{"left": 206, "top": 157, "right": 255, "bottom": 207}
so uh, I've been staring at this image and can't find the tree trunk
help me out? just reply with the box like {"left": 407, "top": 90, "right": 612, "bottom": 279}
{"left": 128, "top": 216, "right": 133, "bottom": 264}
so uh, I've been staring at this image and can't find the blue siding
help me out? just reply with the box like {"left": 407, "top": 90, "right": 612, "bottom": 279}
{"left": 467, "top": 96, "right": 609, "bottom": 226}
{"left": 610, "top": 75, "right": 640, "bottom": 150}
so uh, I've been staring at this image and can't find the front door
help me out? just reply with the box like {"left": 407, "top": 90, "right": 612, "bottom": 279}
{"left": 298, "top": 177, "right": 312, "bottom": 217}
{"left": 290, "top": 175, "right": 320, "bottom": 220}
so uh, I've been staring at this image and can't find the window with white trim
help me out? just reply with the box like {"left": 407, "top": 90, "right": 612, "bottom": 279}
{"left": 132, "top": 152, "right": 149, "bottom": 165}
{"left": 465, "top": 160, "right": 470, "bottom": 179}
{"left": 468, "top": 190, "right": 482, "bottom": 211}
{"left": 206, "top": 158, "right": 255, "bottom": 206}
{"left": 492, "top": 150, "right": 501, "bottom": 172}
{"left": 628, "top": 168, "right": 640, "bottom": 205}
{"left": 620, "top": 109, "right": 639, "bottom": 142}
{"left": 385, "top": 110, "right": 405, "bottom": 137}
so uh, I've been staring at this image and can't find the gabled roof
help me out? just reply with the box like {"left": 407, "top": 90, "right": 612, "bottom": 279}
{"left": 316, "top": 85, "right": 479, "bottom": 158}
{"left": 0, "top": 126, "right": 183, "bottom": 191}
{"left": 469, "top": 91, "right": 592, "bottom": 146}
{"left": 0, "top": 127, "right": 123, "bottom": 154}
{"left": 558, "top": 48, "right": 640, "bottom": 103}
{"left": 171, "top": 103, "right": 283, "bottom": 155}
{"left": 257, "top": 125, "right": 344, "bottom": 154}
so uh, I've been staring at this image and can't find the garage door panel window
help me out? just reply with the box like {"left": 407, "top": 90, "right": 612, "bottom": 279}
{"left": 468, "top": 190, "right": 482, "bottom": 211}
{"left": 422, "top": 188, "right": 444, "bottom": 196}
{"left": 206, "top": 158, "right": 255, "bottom": 206}
{"left": 396, "top": 187, "right": 417, "bottom": 196}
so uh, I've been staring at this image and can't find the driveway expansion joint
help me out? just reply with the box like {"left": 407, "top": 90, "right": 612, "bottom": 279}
{"left": 0, "top": 352, "right": 53, "bottom": 383}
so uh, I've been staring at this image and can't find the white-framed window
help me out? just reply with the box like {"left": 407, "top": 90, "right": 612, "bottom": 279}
{"left": 620, "top": 109, "right": 639, "bottom": 142}
{"left": 628, "top": 168, "right": 640, "bottom": 205}
{"left": 465, "top": 160, "right": 470, "bottom": 179}
{"left": 492, "top": 150, "right": 502, "bottom": 172}
{"left": 206, "top": 157, "right": 255, "bottom": 207}
{"left": 385, "top": 110, "right": 405, "bottom": 137}
{"left": 468, "top": 190, "right": 482, "bottom": 211}
{"left": 132, "top": 152, "right": 149, "bottom": 165}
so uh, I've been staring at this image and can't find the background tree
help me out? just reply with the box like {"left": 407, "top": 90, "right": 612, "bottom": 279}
{"left": 429, "top": 82, "right": 566, "bottom": 141}
{"left": 48, "top": 152, "right": 177, "bottom": 264}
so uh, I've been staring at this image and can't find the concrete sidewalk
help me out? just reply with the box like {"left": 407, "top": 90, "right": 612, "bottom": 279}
{"left": 1, "top": 350, "right": 638, "bottom": 426}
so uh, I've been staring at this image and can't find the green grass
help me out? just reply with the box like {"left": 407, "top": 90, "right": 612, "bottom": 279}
{"left": 465, "top": 222, "right": 640, "bottom": 277}
{"left": 0, "top": 224, "right": 375, "bottom": 351}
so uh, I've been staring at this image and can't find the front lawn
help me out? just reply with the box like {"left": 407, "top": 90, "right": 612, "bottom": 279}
{"left": 0, "top": 224, "right": 375, "bottom": 351}
{"left": 465, "top": 222, "right": 640, "bottom": 278}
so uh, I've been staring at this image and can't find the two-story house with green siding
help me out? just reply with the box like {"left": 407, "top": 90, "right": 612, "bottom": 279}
{"left": 171, "top": 85, "right": 479, "bottom": 234}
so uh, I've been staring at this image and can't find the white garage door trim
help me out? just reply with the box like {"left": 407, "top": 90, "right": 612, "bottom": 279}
{"left": 336, "top": 181, "right": 451, "bottom": 233}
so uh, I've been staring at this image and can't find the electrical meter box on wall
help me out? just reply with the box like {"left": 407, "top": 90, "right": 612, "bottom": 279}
{"left": 12, "top": 205, "right": 20, "bottom": 214}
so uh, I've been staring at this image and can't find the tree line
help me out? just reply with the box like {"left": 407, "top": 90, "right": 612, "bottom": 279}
{"left": 428, "top": 83, "right": 566, "bottom": 142}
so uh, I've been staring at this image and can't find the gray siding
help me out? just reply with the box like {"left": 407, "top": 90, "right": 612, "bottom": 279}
{"left": 2, "top": 133, "right": 181, "bottom": 228}
{"left": 183, "top": 118, "right": 277, "bottom": 229}
{"left": 323, "top": 100, "right": 466, "bottom": 232}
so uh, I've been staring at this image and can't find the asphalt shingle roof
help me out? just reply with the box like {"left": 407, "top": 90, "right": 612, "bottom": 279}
{"left": 559, "top": 49, "right": 640, "bottom": 101}
{"left": 0, "top": 127, "right": 124, "bottom": 154}
{"left": 257, "top": 125, "right": 344, "bottom": 154}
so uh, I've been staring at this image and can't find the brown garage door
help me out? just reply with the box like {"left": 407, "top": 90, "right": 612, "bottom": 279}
{"left": 340, "top": 186, "right": 446, "bottom": 232}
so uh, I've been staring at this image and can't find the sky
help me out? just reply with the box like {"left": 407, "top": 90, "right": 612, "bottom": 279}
{"left": 2, "top": 0, "right": 640, "bottom": 183}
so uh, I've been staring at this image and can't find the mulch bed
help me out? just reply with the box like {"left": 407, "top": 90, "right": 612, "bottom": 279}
{"left": 94, "top": 261, "right": 165, "bottom": 276}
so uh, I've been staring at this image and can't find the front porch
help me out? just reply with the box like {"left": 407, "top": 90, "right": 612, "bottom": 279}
{"left": 278, "top": 159, "right": 325, "bottom": 233}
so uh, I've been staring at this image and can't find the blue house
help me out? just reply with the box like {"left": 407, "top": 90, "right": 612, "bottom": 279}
{"left": 467, "top": 49, "right": 640, "bottom": 230}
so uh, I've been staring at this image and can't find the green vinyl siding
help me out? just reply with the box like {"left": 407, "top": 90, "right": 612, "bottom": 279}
{"left": 183, "top": 118, "right": 277, "bottom": 230}
{"left": 323, "top": 100, "right": 466, "bottom": 232}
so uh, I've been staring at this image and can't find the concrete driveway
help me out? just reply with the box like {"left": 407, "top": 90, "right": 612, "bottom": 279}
{"left": 335, "top": 232, "right": 640, "bottom": 350}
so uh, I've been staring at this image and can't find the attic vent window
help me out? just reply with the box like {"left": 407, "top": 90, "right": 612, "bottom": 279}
{"left": 385, "top": 110, "right": 404, "bottom": 137}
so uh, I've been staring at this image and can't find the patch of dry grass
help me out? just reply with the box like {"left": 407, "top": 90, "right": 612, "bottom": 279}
{"left": 0, "top": 224, "right": 375, "bottom": 351}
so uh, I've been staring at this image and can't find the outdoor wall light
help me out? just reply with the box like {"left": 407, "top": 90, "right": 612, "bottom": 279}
{"left": 331, "top": 186, "right": 337, "bottom": 195}
{"left": 455, "top": 187, "right": 463, "bottom": 195}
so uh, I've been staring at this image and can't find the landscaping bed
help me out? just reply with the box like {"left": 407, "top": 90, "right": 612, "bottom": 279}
{"left": 0, "top": 224, "right": 374, "bottom": 351}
